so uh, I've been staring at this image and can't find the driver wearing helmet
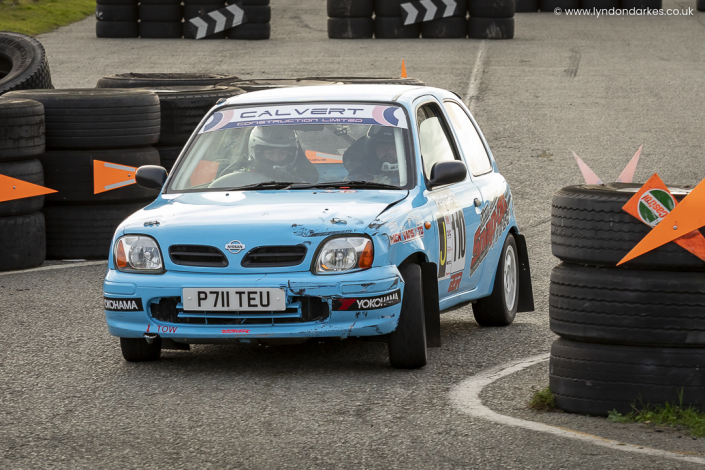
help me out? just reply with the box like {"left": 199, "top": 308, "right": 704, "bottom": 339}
{"left": 342, "top": 126, "right": 400, "bottom": 186}
{"left": 243, "top": 126, "right": 318, "bottom": 183}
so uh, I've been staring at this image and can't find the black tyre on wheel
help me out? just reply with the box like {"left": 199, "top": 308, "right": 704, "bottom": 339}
{"left": 96, "top": 21, "right": 139, "bottom": 38}
{"left": 468, "top": 18, "right": 514, "bottom": 39}
{"left": 227, "top": 23, "right": 271, "bottom": 40}
{"left": 0, "top": 212, "right": 46, "bottom": 272}
{"left": 4, "top": 89, "right": 160, "bottom": 149}
{"left": 327, "top": 0, "right": 374, "bottom": 17}
{"left": 43, "top": 202, "right": 146, "bottom": 259}
{"left": 469, "top": 0, "right": 516, "bottom": 17}
{"left": 0, "top": 97, "right": 44, "bottom": 161}
{"left": 120, "top": 337, "right": 162, "bottom": 362}
{"left": 550, "top": 338, "right": 705, "bottom": 415}
{"left": 134, "top": 86, "right": 246, "bottom": 145}
{"left": 550, "top": 263, "right": 705, "bottom": 347}
{"left": 473, "top": 234, "right": 519, "bottom": 326}
{"left": 421, "top": 17, "right": 467, "bottom": 38}
{"left": 96, "top": 73, "right": 240, "bottom": 89}
{"left": 551, "top": 184, "right": 705, "bottom": 270}
{"left": 328, "top": 18, "right": 374, "bottom": 39}
{"left": 0, "top": 32, "right": 53, "bottom": 96}
{"left": 0, "top": 159, "right": 45, "bottom": 217}
{"left": 388, "top": 263, "right": 427, "bottom": 369}
{"left": 40, "top": 147, "right": 160, "bottom": 205}
{"left": 374, "top": 17, "right": 421, "bottom": 38}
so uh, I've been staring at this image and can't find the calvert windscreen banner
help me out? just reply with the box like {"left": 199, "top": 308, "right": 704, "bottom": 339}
{"left": 200, "top": 104, "right": 409, "bottom": 133}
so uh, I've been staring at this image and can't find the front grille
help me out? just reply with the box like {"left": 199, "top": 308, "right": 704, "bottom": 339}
{"left": 241, "top": 245, "right": 307, "bottom": 267}
{"left": 149, "top": 296, "right": 329, "bottom": 325}
{"left": 169, "top": 245, "right": 228, "bottom": 267}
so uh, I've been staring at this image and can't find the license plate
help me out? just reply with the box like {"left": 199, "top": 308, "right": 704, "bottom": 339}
{"left": 182, "top": 288, "right": 286, "bottom": 311}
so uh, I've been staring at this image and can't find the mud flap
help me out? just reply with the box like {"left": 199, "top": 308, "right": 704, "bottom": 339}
{"left": 514, "top": 233, "right": 535, "bottom": 312}
{"left": 421, "top": 262, "right": 441, "bottom": 347}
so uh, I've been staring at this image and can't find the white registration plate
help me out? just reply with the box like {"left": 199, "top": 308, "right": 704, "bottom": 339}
{"left": 182, "top": 288, "right": 286, "bottom": 311}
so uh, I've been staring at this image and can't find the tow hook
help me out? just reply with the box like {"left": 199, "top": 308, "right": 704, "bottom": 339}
{"left": 143, "top": 333, "right": 158, "bottom": 344}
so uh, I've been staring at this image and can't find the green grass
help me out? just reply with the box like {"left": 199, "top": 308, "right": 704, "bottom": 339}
{"left": 0, "top": 0, "right": 96, "bottom": 37}
{"left": 607, "top": 397, "right": 705, "bottom": 438}
{"left": 529, "top": 387, "right": 556, "bottom": 412}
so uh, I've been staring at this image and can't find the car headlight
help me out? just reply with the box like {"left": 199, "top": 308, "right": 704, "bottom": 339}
{"left": 113, "top": 235, "right": 164, "bottom": 273}
{"left": 314, "top": 237, "right": 374, "bottom": 274}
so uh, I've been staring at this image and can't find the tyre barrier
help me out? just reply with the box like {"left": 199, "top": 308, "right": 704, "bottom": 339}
{"left": 549, "top": 184, "right": 705, "bottom": 416}
{"left": 0, "top": 32, "right": 54, "bottom": 96}
{"left": 0, "top": 98, "right": 48, "bottom": 271}
{"left": 3, "top": 89, "right": 163, "bottom": 260}
{"left": 699, "top": 0, "right": 705, "bottom": 12}
{"left": 328, "top": 0, "right": 514, "bottom": 39}
{"left": 95, "top": 0, "right": 271, "bottom": 39}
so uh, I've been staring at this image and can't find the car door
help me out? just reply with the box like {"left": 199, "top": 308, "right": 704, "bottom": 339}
{"left": 416, "top": 99, "right": 483, "bottom": 299}
{"left": 443, "top": 100, "right": 511, "bottom": 289}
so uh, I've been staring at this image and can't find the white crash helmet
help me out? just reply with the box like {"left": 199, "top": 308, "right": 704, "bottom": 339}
{"left": 248, "top": 126, "right": 298, "bottom": 166}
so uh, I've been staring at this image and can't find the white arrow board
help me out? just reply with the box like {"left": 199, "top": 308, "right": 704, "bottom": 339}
{"left": 400, "top": 0, "right": 462, "bottom": 25}
{"left": 186, "top": 3, "right": 247, "bottom": 40}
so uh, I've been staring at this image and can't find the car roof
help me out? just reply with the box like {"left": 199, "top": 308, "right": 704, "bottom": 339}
{"left": 222, "top": 84, "right": 449, "bottom": 106}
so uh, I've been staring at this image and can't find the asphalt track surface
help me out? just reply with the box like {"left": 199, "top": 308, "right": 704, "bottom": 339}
{"left": 2, "top": 2, "right": 705, "bottom": 468}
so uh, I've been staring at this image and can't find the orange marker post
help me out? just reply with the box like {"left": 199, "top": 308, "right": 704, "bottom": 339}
{"left": 0, "top": 174, "right": 56, "bottom": 203}
{"left": 619, "top": 177, "right": 705, "bottom": 265}
{"left": 401, "top": 60, "right": 408, "bottom": 78}
{"left": 94, "top": 160, "right": 138, "bottom": 194}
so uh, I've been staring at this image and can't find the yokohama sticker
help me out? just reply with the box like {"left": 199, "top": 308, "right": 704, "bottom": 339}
{"left": 430, "top": 190, "right": 467, "bottom": 280}
{"left": 104, "top": 297, "right": 144, "bottom": 312}
{"left": 469, "top": 188, "right": 512, "bottom": 276}
{"left": 332, "top": 290, "right": 402, "bottom": 311}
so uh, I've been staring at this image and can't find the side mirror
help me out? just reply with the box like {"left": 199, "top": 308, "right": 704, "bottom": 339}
{"left": 428, "top": 161, "right": 467, "bottom": 189}
{"left": 136, "top": 165, "right": 168, "bottom": 190}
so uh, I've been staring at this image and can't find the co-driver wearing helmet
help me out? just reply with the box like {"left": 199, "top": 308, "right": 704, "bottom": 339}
{"left": 236, "top": 126, "right": 318, "bottom": 183}
{"left": 342, "top": 126, "right": 400, "bottom": 186}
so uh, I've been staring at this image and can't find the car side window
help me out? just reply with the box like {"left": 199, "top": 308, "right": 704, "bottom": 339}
{"left": 443, "top": 101, "right": 493, "bottom": 176}
{"left": 416, "top": 103, "right": 459, "bottom": 178}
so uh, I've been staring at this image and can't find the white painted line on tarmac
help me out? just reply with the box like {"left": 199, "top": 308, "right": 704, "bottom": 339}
{"left": 0, "top": 260, "right": 107, "bottom": 277}
{"left": 449, "top": 354, "right": 705, "bottom": 465}
{"left": 465, "top": 40, "right": 487, "bottom": 114}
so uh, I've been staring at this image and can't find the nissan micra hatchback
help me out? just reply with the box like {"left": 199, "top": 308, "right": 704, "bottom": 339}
{"left": 104, "top": 85, "right": 533, "bottom": 368}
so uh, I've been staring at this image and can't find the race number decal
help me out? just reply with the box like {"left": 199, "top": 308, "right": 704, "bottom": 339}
{"left": 469, "top": 188, "right": 513, "bottom": 276}
{"left": 430, "top": 190, "right": 467, "bottom": 280}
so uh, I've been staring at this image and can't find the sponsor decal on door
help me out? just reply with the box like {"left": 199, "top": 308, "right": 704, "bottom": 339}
{"left": 469, "top": 188, "right": 512, "bottom": 276}
{"left": 430, "top": 190, "right": 467, "bottom": 280}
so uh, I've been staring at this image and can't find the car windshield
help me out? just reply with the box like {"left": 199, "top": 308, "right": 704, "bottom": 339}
{"left": 169, "top": 103, "right": 412, "bottom": 191}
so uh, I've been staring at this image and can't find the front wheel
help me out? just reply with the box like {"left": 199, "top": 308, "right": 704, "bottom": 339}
{"left": 388, "top": 263, "right": 427, "bottom": 369}
{"left": 120, "top": 337, "right": 161, "bottom": 362}
{"left": 473, "top": 233, "right": 519, "bottom": 326}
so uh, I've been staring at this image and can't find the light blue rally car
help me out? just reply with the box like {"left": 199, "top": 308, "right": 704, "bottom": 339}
{"left": 104, "top": 84, "right": 534, "bottom": 369}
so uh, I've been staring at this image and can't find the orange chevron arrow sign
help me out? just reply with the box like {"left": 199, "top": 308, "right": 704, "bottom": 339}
{"left": 618, "top": 177, "right": 705, "bottom": 265}
{"left": 94, "top": 160, "right": 137, "bottom": 194}
{"left": 0, "top": 174, "right": 56, "bottom": 203}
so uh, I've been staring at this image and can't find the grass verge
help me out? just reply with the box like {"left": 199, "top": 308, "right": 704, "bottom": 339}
{"left": 0, "top": 0, "right": 96, "bottom": 37}
{"left": 529, "top": 387, "right": 556, "bottom": 412}
{"left": 608, "top": 401, "right": 705, "bottom": 438}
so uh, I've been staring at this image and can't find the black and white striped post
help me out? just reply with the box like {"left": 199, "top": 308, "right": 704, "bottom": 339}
{"left": 400, "top": 0, "right": 463, "bottom": 25}
{"left": 185, "top": 3, "right": 247, "bottom": 40}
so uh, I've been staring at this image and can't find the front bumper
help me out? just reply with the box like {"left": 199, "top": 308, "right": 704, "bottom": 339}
{"left": 103, "top": 265, "right": 403, "bottom": 342}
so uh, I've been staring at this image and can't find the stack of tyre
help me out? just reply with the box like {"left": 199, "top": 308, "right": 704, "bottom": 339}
{"left": 0, "top": 33, "right": 54, "bottom": 271}
{"left": 225, "top": 0, "right": 271, "bottom": 40}
{"left": 95, "top": 73, "right": 244, "bottom": 171}
{"left": 4, "top": 89, "right": 163, "bottom": 260}
{"left": 327, "top": 0, "right": 375, "bottom": 39}
{"left": 548, "top": 184, "right": 705, "bottom": 415}
{"left": 0, "top": 99, "right": 48, "bottom": 271}
{"left": 95, "top": 0, "right": 139, "bottom": 38}
{"left": 468, "top": 0, "right": 514, "bottom": 38}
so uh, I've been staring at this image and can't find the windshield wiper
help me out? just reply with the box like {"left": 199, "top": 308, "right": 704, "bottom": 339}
{"left": 315, "top": 180, "right": 401, "bottom": 190}
{"left": 221, "top": 181, "right": 295, "bottom": 191}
